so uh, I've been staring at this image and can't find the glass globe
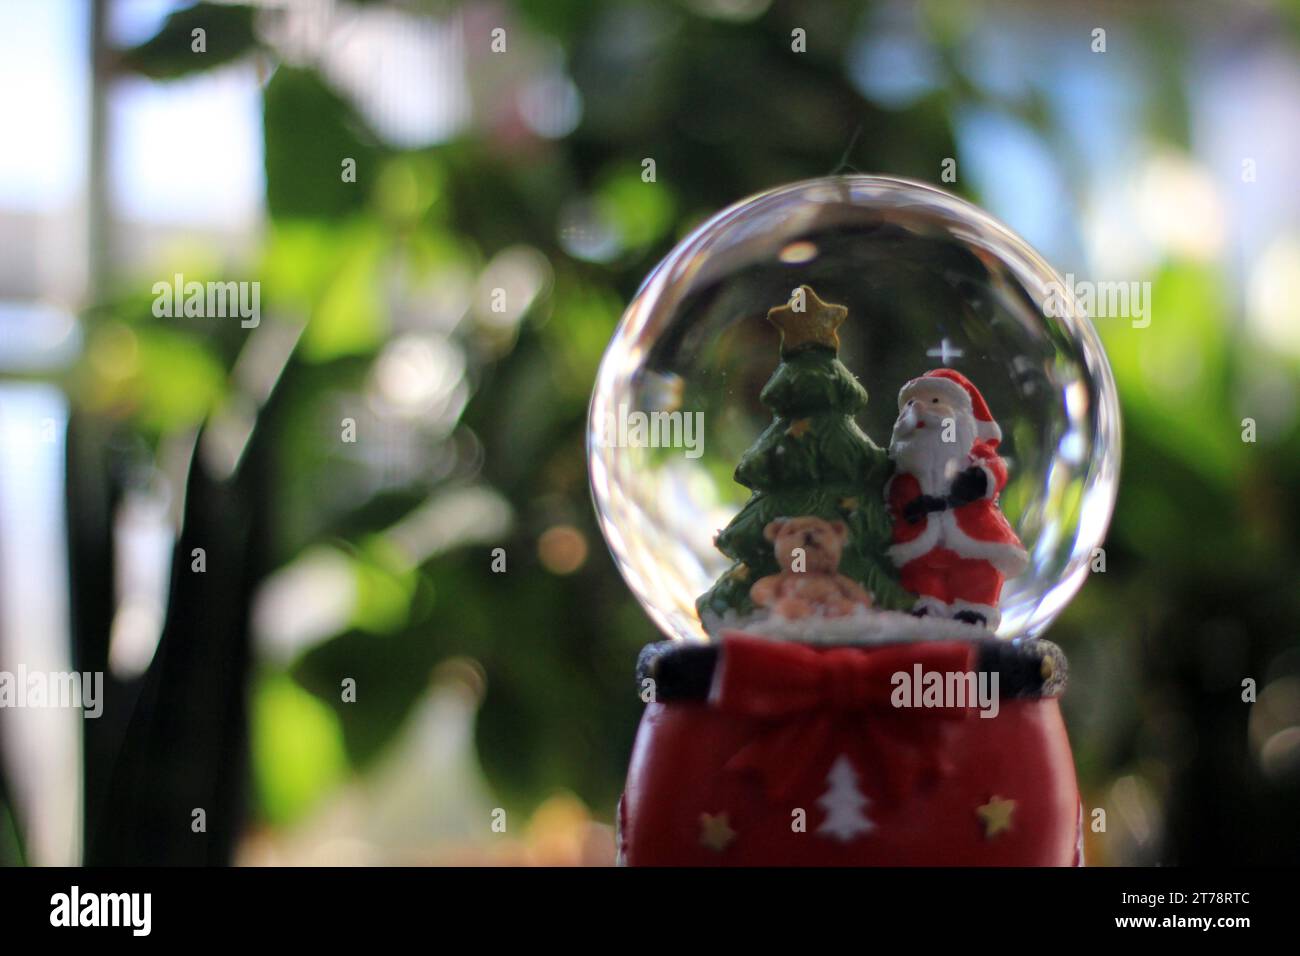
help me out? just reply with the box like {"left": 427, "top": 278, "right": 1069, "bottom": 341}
{"left": 589, "top": 176, "right": 1120, "bottom": 642}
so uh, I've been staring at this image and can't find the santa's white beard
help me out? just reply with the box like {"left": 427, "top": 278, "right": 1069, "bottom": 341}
{"left": 889, "top": 409, "right": 975, "bottom": 495}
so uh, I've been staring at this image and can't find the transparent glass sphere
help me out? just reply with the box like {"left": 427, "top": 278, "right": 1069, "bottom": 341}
{"left": 589, "top": 176, "right": 1120, "bottom": 642}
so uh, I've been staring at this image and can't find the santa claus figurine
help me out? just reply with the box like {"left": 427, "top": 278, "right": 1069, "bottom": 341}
{"left": 886, "top": 369, "right": 1028, "bottom": 628}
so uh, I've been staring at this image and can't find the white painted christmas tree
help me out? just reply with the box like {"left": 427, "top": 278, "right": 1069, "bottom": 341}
{"left": 816, "top": 755, "right": 875, "bottom": 841}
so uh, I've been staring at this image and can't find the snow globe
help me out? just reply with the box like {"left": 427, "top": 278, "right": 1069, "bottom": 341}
{"left": 589, "top": 176, "right": 1120, "bottom": 865}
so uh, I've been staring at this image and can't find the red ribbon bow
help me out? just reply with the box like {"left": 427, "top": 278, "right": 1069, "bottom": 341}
{"left": 711, "top": 634, "right": 978, "bottom": 804}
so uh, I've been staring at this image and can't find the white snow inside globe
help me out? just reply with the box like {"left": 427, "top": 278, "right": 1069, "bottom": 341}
{"left": 589, "top": 176, "right": 1120, "bottom": 644}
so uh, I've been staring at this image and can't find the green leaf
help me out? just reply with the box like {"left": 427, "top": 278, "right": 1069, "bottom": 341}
{"left": 595, "top": 169, "right": 676, "bottom": 251}
{"left": 117, "top": 3, "right": 260, "bottom": 80}
{"left": 251, "top": 672, "right": 348, "bottom": 826}
{"left": 260, "top": 221, "right": 345, "bottom": 317}
{"left": 1100, "top": 259, "right": 1235, "bottom": 486}
{"left": 134, "top": 331, "right": 227, "bottom": 432}
{"left": 298, "top": 223, "right": 388, "bottom": 361}
{"left": 263, "top": 67, "right": 382, "bottom": 220}
{"left": 349, "top": 537, "right": 418, "bottom": 635}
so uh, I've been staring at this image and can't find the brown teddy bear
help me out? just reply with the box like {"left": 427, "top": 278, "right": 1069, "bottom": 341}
{"left": 749, "top": 516, "right": 874, "bottom": 620}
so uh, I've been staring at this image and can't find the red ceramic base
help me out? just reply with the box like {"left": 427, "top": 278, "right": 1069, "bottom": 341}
{"left": 621, "top": 667, "right": 1080, "bottom": 866}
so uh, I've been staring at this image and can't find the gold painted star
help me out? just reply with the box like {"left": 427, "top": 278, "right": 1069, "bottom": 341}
{"left": 839, "top": 496, "right": 859, "bottom": 512}
{"left": 767, "top": 285, "right": 848, "bottom": 355}
{"left": 786, "top": 417, "right": 813, "bottom": 439}
{"left": 699, "top": 812, "right": 736, "bottom": 852}
{"left": 976, "top": 796, "right": 1016, "bottom": 839}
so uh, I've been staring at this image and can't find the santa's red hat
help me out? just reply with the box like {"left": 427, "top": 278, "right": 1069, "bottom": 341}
{"left": 897, "top": 368, "right": 1001, "bottom": 443}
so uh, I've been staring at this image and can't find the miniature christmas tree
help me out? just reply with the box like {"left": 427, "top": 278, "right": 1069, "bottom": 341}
{"left": 816, "top": 755, "right": 875, "bottom": 842}
{"left": 696, "top": 285, "right": 910, "bottom": 626}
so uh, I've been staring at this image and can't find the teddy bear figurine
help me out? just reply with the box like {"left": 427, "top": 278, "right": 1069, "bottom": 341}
{"left": 749, "top": 516, "right": 874, "bottom": 620}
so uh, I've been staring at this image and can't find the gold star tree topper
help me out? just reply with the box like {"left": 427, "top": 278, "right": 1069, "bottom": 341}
{"left": 767, "top": 285, "right": 849, "bottom": 354}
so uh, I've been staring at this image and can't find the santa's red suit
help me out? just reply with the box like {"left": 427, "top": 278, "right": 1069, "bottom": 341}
{"left": 886, "top": 370, "right": 1028, "bottom": 628}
